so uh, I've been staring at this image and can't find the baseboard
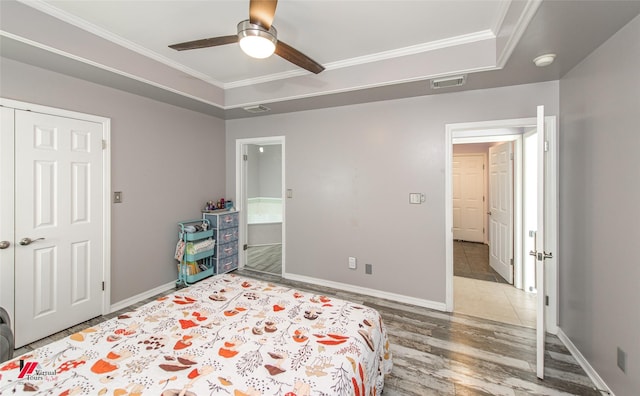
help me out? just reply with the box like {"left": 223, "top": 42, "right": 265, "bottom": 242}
{"left": 283, "top": 272, "right": 447, "bottom": 311}
{"left": 556, "top": 328, "right": 614, "bottom": 396}
{"left": 109, "top": 280, "right": 176, "bottom": 313}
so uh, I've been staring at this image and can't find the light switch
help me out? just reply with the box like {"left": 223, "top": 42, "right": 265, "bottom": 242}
{"left": 287, "top": 189, "right": 293, "bottom": 198}
{"left": 409, "top": 193, "right": 422, "bottom": 204}
{"left": 114, "top": 191, "right": 123, "bottom": 203}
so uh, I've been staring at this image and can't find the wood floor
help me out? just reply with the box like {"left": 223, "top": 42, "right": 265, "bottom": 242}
{"left": 246, "top": 244, "right": 282, "bottom": 274}
{"left": 15, "top": 269, "right": 599, "bottom": 396}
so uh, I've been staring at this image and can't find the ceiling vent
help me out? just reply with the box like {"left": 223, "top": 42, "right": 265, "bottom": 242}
{"left": 243, "top": 104, "right": 271, "bottom": 114}
{"left": 430, "top": 75, "right": 466, "bottom": 90}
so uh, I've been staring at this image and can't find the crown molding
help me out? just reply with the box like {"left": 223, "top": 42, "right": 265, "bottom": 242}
{"left": 225, "top": 29, "right": 496, "bottom": 89}
{"left": 16, "top": 0, "right": 226, "bottom": 88}
{"left": 496, "top": 0, "right": 542, "bottom": 67}
{"left": 0, "top": 31, "right": 226, "bottom": 110}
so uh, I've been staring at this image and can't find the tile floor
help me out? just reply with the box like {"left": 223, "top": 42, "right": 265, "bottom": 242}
{"left": 454, "top": 276, "right": 537, "bottom": 328}
{"left": 454, "top": 240, "right": 537, "bottom": 328}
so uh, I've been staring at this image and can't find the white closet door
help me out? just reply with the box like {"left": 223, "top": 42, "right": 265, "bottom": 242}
{"left": 452, "top": 154, "right": 485, "bottom": 242}
{"left": 14, "top": 110, "right": 104, "bottom": 347}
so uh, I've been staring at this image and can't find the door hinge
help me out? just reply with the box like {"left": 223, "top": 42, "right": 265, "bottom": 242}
{"left": 102, "top": 281, "right": 105, "bottom": 291}
{"left": 482, "top": 196, "right": 485, "bottom": 202}
{"left": 510, "top": 152, "right": 514, "bottom": 160}
{"left": 510, "top": 258, "right": 514, "bottom": 266}
{"left": 483, "top": 227, "right": 485, "bottom": 234}
{"left": 243, "top": 244, "right": 248, "bottom": 251}
{"left": 544, "top": 140, "right": 549, "bottom": 152}
{"left": 243, "top": 154, "right": 248, "bottom": 161}
{"left": 545, "top": 295, "right": 549, "bottom": 306}
{"left": 102, "top": 140, "right": 107, "bottom": 150}
{"left": 482, "top": 164, "right": 485, "bottom": 170}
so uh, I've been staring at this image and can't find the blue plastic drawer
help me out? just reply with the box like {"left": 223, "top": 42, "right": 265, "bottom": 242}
{"left": 216, "top": 255, "right": 238, "bottom": 274}
{"left": 204, "top": 211, "right": 239, "bottom": 230}
{"left": 214, "top": 227, "right": 238, "bottom": 243}
{"left": 215, "top": 242, "right": 238, "bottom": 259}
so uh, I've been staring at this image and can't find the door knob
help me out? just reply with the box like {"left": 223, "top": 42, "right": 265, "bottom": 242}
{"left": 529, "top": 250, "right": 537, "bottom": 257}
{"left": 19, "top": 237, "right": 45, "bottom": 246}
{"left": 0, "top": 241, "right": 10, "bottom": 249}
{"left": 487, "top": 211, "right": 492, "bottom": 215}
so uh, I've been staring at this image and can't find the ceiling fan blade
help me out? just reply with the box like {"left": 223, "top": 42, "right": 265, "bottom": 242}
{"left": 249, "top": 0, "right": 278, "bottom": 29}
{"left": 275, "top": 40, "right": 325, "bottom": 74}
{"left": 169, "top": 35, "right": 238, "bottom": 51}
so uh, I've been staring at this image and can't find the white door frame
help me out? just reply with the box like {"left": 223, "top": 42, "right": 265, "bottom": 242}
{"left": 0, "top": 98, "right": 111, "bottom": 327}
{"left": 445, "top": 117, "right": 558, "bottom": 334}
{"left": 235, "top": 136, "right": 286, "bottom": 274}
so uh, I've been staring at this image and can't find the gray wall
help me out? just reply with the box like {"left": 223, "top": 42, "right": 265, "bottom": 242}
{"left": 559, "top": 15, "right": 640, "bottom": 395}
{"left": 0, "top": 57, "right": 226, "bottom": 305}
{"left": 226, "top": 81, "right": 559, "bottom": 303}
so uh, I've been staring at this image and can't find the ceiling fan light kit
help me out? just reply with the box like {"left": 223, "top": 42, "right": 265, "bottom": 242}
{"left": 168, "top": 0, "right": 324, "bottom": 74}
{"left": 237, "top": 20, "right": 277, "bottom": 59}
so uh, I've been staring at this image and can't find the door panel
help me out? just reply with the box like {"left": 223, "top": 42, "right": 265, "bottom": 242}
{"left": 14, "top": 110, "right": 103, "bottom": 347}
{"left": 452, "top": 154, "right": 485, "bottom": 242}
{"left": 488, "top": 142, "right": 513, "bottom": 283}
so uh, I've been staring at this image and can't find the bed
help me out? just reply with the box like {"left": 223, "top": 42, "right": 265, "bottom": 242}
{"left": 0, "top": 273, "right": 392, "bottom": 395}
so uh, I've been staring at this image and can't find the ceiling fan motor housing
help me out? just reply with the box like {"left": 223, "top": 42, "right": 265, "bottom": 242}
{"left": 237, "top": 20, "right": 278, "bottom": 58}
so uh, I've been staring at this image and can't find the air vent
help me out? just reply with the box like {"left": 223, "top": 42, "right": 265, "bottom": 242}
{"left": 430, "top": 75, "right": 466, "bottom": 90}
{"left": 243, "top": 104, "right": 271, "bottom": 113}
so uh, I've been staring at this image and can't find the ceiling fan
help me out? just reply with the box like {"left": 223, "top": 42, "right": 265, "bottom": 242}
{"left": 168, "top": 0, "right": 324, "bottom": 74}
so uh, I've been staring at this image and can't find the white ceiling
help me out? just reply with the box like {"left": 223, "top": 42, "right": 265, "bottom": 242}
{"left": 1, "top": 0, "right": 639, "bottom": 119}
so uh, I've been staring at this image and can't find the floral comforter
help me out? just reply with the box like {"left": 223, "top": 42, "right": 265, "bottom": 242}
{"left": 0, "top": 274, "right": 392, "bottom": 395}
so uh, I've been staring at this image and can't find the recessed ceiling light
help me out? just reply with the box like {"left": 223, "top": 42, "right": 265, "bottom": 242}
{"left": 533, "top": 54, "right": 556, "bottom": 67}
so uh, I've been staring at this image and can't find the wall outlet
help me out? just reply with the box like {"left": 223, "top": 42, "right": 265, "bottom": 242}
{"left": 617, "top": 347, "right": 626, "bottom": 373}
{"left": 348, "top": 257, "right": 357, "bottom": 269}
{"left": 365, "top": 264, "right": 373, "bottom": 274}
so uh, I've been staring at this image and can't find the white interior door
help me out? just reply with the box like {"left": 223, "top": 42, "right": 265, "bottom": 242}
{"left": 453, "top": 154, "right": 485, "bottom": 242}
{"left": 534, "top": 105, "right": 549, "bottom": 379}
{"left": 14, "top": 110, "right": 104, "bottom": 347}
{"left": 488, "top": 142, "right": 513, "bottom": 283}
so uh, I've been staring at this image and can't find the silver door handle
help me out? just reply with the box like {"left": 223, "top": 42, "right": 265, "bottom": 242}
{"left": 0, "top": 241, "right": 10, "bottom": 249}
{"left": 19, "top": 237, "right": 45, "bottom": 246}
{"left": 529, "top": 250, "right": 553, "bottom": 260}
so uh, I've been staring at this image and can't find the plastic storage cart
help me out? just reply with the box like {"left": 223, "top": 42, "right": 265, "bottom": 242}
{"left": 176, "top": 219, "right": 215, "bottom": 286}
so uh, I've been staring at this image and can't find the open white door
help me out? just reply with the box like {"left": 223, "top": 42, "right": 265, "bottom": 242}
{"left": 533, "top": 105, "right": 552, "bottom": 379}
{"left": 488, "top": 142, "right": 513, "bottom": 283}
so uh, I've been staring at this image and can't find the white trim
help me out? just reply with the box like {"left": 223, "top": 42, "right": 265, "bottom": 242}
{"left": 0, "top": 97, "right": 112, "bottom": 315}
{"left": 109, "top": 281, "right": 176, "bottom": 313}
{"left": 15, "top": 0, "right": 225, "bottom": 88}
{"left": 226, "top": 30, "right": 496, "bottom": 89}
{"left": 556, "top": 328, "right": 614, "bottom": 396}
{"left": 0, "top": 31, "right": 226, "bottom": 111}
{"left": 284, "top": 273, "right": 447, "bottom": 312}
{"left": 235, "top": 136, "right": 286, "bottom": 276}
{"left": 496, "top": 0, "right": 543, "bottom": 67}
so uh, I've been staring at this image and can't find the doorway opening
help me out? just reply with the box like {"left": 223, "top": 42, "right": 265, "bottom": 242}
{"left": 236, "top": 137, "right": 285, "bottom": 276}
{"left": 452, "top": 136, "right": 537, "bottom": 327}
{"left": 445, "top": 117, "right": 558, "bottom": 333}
